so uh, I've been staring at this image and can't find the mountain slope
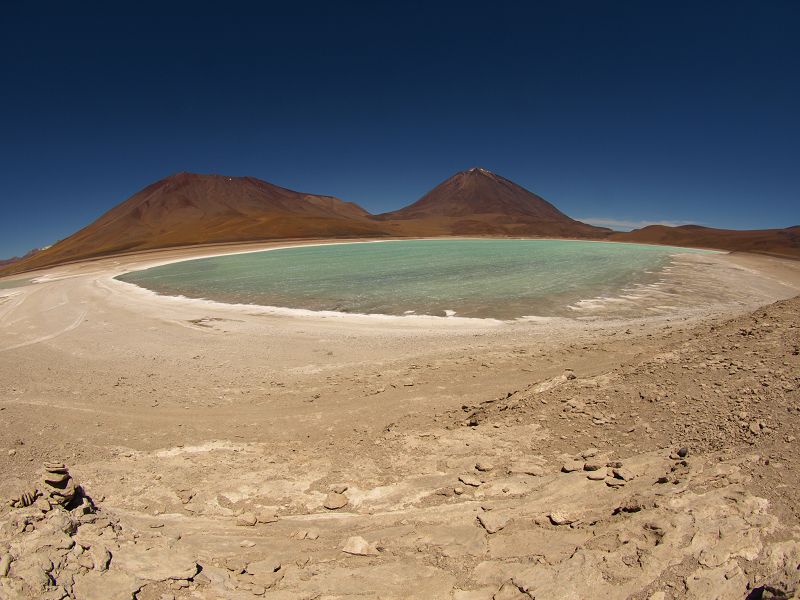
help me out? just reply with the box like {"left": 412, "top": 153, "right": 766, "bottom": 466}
{"left": 610, "top": 224, "right": 800, "bottom": 258}
{"left": 377, "top": 168, "right": 610, "bottom": 237}
{"left": 5, "top": 173, "right": 391, "bottom": 273}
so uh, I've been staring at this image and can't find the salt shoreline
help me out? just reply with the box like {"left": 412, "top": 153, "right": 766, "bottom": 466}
{"left": 109, "top": 239, "right": 794, "bottom": 325}
{"left": 3, "top": 237, "right": 799, "bottom": 330}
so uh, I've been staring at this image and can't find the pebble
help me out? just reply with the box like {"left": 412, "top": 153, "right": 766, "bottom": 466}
{"left": 549, "top": 511, "right": 576, "bottom": 526}
{"left": 236, "top": 512, "right": 257, "bottom": 527}
{"left": 677, "top": 447, "right": 689, "bottom": 458}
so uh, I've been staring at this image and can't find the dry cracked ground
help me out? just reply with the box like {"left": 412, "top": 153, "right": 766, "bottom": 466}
{"left": 1, "top": 295, "right": 799, "bottom": 599}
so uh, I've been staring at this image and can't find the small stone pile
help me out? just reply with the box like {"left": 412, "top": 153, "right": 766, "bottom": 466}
{"left": 7, "top": 463, "right": 80, "bottom": 511}
{"left": 41, "top": 462, "right": 77, "bottom": 507}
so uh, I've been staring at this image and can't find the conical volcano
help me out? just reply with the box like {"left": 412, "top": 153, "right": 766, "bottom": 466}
{"left": 378, "top": 167, "right": 609, "bottom": 237}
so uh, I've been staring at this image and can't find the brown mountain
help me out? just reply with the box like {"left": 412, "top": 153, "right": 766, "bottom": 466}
{"left": 4, "top": 173, "right": 392, "bottom": 273}
{"left": 377, "top": 167, "right": 610, "bottom": 237}
{"left": 610, "top": 224, "right": 800, "bottom": 259}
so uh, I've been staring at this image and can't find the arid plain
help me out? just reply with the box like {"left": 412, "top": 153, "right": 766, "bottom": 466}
{"left": 1, "top": 239, "right": 800, "bottom": 600}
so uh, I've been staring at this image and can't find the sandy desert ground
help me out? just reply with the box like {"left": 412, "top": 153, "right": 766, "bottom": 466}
{"left": 1, "top": 240, "right": 800, "bottom": 600}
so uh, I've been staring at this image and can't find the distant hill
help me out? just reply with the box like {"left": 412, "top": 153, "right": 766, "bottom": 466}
{"left": 4, "top": 173, "right": 392, "bottom": 274}
{"left": 377, "top": 168, "right": 610, "bottom": 238}
{"left": 0, "top": 248, "right": 41, "bottom": 268}
{"left": 610, "top": 224, "right": 800, "bottom": 259}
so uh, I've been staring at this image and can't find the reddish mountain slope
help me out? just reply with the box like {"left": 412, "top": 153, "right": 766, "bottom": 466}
{"left": 610, "top": 225, "right": 800, "bottom": 259}
{"left": 377, "top": 168, "right": 610, "bottom": 237}
{"left": 4, "top": 173, "right": 391, "bottom": 273}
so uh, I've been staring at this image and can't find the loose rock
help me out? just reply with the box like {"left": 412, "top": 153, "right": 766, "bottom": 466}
{"left": 323, "top": 492, "right": 348, "bottom": 510}
{"left": 342, "top": 536, "right": 379, "bottom": 556}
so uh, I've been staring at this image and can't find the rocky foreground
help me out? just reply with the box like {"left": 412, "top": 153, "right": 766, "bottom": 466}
{"left": 1, "top": 296, "right": 799, "bottom": 599}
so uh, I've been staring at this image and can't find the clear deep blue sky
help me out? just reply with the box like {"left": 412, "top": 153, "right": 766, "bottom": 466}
{"left": 1, "top": 3, "right": 799, "bottom": 258}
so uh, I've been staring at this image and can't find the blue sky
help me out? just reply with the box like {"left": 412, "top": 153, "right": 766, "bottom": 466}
{"left": 1, "top": 3, "right": 799, "bottom": 257}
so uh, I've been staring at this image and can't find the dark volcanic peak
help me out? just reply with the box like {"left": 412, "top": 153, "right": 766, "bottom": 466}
{"left": 373, "top": 167, "right": 610, "bottom": 239}
{"left": 379, "top": 167, "right": 574, "bottom": 222}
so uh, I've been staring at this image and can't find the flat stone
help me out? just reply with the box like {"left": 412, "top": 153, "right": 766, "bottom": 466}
{"left": 246, "top": 557, "right": 281, "bottom": 576}
{"left": 330, "top": 484, "right": 349, "bottom": 494}
{"left": 43, "top": 472, "right": 70, "bottom": 486}
{"left": 494, "top": 580, "right": 529, "bottom": 599}
{"left": 587, "top": 470, "right": 608, "bottom": 481}
{"left": 459, "top": 474, "right": 482, "bottom": 487}
{"left": 291, "top": 528, "right": 320, "bottom": 540}
{"left": 43, "top": 462, "right": 68, "bottom": 474}
{"left": 613, "top": 467, "right": 635, "bottom": 481}
{"left": 112, "top": 544, "right": 199, "bottom": 582}
{"left": 342, "top": 536, "right": 379, "bottom": 556}
{"left": 583, "top": 462, "right": 604, "bottom": 471}
{"left": 323, "top": 492, "right": 348, "bottom": 510}
{"left": 561, "top": 460, "right": 584, "bottom": 473}
{"left": 256, "top": 509, "right": 278, "bottom": 524}
{"left": 508, "top": 462, "right": 544, "bottom": 477}
{"left": 478, "top": 512, "right": 509, "bottom": 534}
{"left": 72, "top": 570, "right": 141, "bottom": 600}
{"left": 475, "top": 461, "right": 494, "bottom": 472}
{"left": 225, "top": 556, "right": 248, "bottom": 573}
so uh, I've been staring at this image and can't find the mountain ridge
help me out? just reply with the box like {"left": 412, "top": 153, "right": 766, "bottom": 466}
{"left": 2, "top": 169, "right": 798, "bottom": 275}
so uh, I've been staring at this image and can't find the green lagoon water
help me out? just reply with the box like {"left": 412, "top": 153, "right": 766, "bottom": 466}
{"left": 117, "top": 239, "right": 709, "bottom": 319}
{"left": 0, "top": 278, "right": 33, "bottom": 290}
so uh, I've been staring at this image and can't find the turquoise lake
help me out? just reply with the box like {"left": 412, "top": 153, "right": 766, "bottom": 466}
{"left": 116, "top": 239, "right": 709, "bottom": 319}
